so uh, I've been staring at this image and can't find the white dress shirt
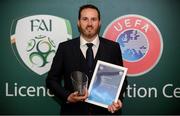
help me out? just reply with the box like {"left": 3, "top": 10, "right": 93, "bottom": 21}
{"left": 80, "top": 35, "right": 100, "bottom": 59}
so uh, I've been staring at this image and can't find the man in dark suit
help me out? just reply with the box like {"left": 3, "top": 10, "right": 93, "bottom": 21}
{"left": 46, "top": 4, "right": 127, "bottom": 115}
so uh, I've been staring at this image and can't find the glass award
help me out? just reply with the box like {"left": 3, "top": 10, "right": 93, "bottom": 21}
{"left": 71, "top": 71, "right": 88, "bottom": 95}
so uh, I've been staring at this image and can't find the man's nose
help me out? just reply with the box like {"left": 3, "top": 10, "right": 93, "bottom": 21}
{"left": 87, "top": 20, "right": 92, "bottom": 26}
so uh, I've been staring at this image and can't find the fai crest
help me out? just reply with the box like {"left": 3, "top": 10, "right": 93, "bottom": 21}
{"left": 10, "top": 15, "right": 72, "bottom": 75}
{"left": 103, "top": 14, "right": 163, "bottom": 76}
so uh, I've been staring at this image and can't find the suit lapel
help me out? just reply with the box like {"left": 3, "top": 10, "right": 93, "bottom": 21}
{"left": 72, "top": 38, "right": 88, "bottom": 70}
{"left": 92, "top": 37, "right": 104, "bottom": 69}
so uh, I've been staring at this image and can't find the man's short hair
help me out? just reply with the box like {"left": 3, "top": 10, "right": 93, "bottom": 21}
{"left": 78, "top": 4, "right": 101, "bottom": 20}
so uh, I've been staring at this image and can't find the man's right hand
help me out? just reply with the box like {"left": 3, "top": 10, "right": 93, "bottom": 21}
{"left": 67, "top": 89, "right": 88, "bottom": 103}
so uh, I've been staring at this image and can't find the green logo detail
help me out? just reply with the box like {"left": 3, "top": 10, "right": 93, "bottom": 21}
{"left": 26, "top": 35, "right": 56, "bottom": 67}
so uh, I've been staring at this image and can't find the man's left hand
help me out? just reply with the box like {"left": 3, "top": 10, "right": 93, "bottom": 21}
{"left": 108, "top": 99, "right": 122, "bottom": 113}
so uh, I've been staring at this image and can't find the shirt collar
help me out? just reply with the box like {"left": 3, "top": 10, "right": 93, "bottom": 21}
{"left": 80, "top": 35, "right": 99, "bottom": 47}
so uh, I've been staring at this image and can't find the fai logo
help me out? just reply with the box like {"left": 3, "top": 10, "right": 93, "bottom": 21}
{"left": 10, "top": 15, "right": 72, "bottom": 75}
{"left": 103, "top": 14, "right": 163, "bottom": 76}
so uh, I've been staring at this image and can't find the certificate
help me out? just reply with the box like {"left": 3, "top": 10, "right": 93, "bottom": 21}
{"left": 86, "top": 60, "right": 127, "bottom": 108}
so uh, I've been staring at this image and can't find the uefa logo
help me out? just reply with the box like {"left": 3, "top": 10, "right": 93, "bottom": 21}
{"left": 103, "top": 14, "right": 163, "bottom": 77}
{"left": 10, "top": 15, "right": 72, "bottom": 76}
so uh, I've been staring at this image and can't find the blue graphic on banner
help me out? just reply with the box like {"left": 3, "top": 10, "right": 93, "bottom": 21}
{"left": 117, "top": 29, "right": 149, "bottom": 62}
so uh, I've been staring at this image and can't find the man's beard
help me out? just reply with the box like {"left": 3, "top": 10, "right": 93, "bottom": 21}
{"left": 78, "top": 25, "right": 101, "bottom": 39}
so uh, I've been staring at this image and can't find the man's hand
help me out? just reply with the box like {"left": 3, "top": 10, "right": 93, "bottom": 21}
{"left": 67, "top": 89, "right": 88, "bottom": 103}
{"left": 108, "top": 99, "right": 122, "bottom": 113}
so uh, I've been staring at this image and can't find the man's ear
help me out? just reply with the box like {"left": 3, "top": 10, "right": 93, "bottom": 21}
{"left": 77, "top": 20, "right": 80, "bottom": 27}
{"left": 99, "top": 20, "right": 101, "bottom": 27}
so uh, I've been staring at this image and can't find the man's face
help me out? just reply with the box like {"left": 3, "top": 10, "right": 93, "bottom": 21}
{"left": 78, "top": 8, "right": 101, "bottom": 41}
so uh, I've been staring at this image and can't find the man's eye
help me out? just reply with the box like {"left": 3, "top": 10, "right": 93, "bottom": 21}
{"left": 81, "top": 18, "right": 88, "bottom": 21}
{"left": 92, "top": 18, "right": 97, "bottom": 21}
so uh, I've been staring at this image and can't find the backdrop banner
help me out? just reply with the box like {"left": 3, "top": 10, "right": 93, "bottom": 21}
{"left": 0, "top": 0, "right": 179, "bottom": 115}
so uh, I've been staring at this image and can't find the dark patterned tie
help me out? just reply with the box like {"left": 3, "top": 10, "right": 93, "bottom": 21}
{"left": 86, "top": 43, "right": 94, "bottom": 69}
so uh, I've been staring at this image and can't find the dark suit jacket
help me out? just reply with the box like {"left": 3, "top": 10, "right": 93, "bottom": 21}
{"left": 46, "top": 37, "right": 127, "bottom": 115}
